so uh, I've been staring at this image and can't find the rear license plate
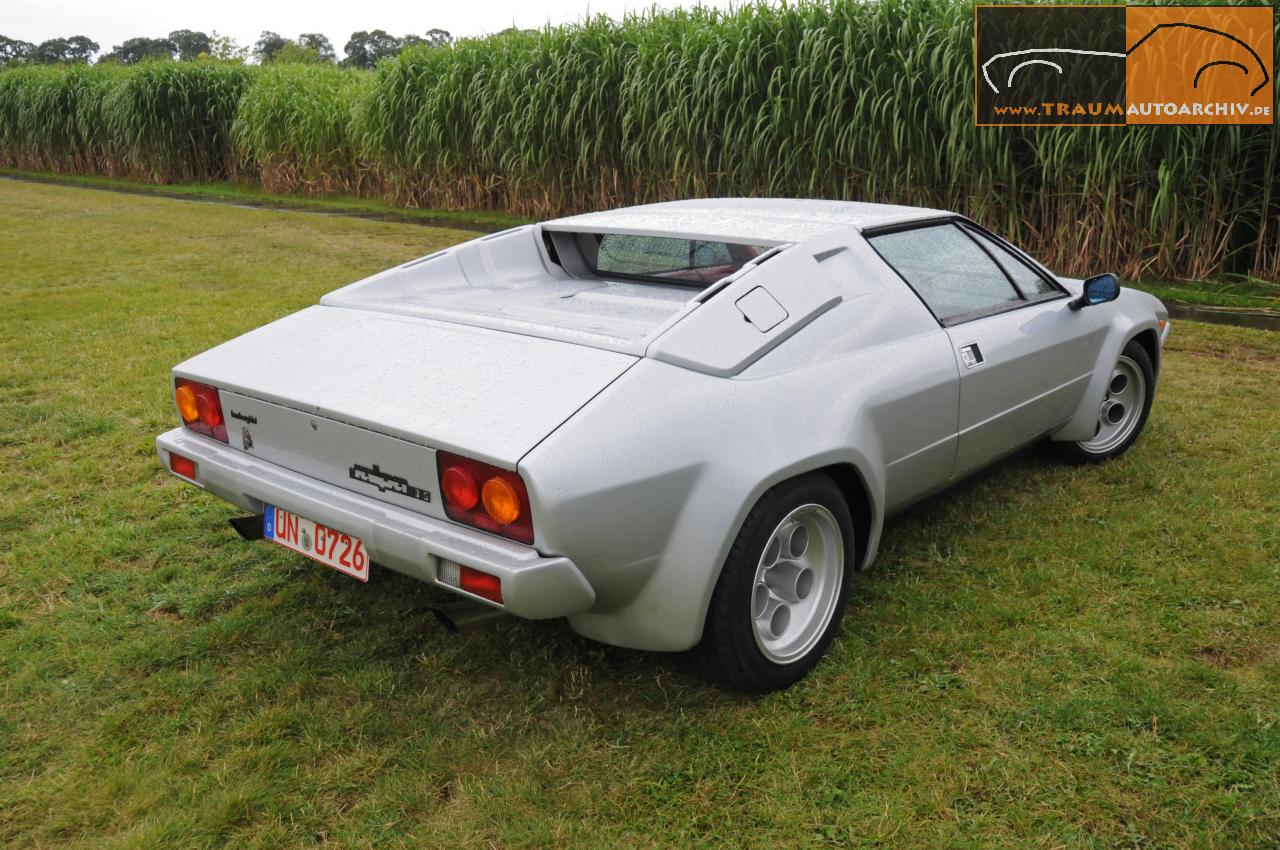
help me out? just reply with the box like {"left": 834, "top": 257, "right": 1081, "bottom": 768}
{"left": 264, "top": 504, "right": 369, "bottom": 582}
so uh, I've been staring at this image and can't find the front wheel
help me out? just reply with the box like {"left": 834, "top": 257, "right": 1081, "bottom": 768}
{"left": 1054, "top": 339, "right": 1155, "bottom": 464}
{"left": 689, "top": 474, "right": 854, "bottom": 694}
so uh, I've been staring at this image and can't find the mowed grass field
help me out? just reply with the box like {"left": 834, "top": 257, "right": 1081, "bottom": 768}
{"left": 1, "top": 179, "right": 1278, "bottom": 849}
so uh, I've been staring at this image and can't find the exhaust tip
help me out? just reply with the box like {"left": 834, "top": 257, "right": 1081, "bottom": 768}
{"left": 228, "top": 515, "right": 264, "bottom": 540}
{"left": 433, "top": 606, "right": 462, "bottom": 634}
{"left": 431, "top": 602, "right": 508, "bottom": 634}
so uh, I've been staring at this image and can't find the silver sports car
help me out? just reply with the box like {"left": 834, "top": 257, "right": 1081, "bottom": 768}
{"left": 157, "top": 199, "right": 1169, "bottom": 693}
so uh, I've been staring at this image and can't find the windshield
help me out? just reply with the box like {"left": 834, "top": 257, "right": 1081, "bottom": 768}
{"left": 581, "top": 233, "right": 770, "bottom": 285}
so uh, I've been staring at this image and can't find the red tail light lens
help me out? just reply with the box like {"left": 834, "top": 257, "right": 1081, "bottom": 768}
{"left": 437, "top": 451, "right": 533, "bottom": 544}
{"left": 169, "top": 452, "right": 196, "bottom": 479}
{"left": 195, "top": 389, "right": 222, "bottom": 427}
{"left": 174, "top": 378, "right": 228, "bottom": 443}
{"left": 459, "top": 565, "right": 504, "bottom": 604}
{"left": 440, "top": 465, "right": 479, "bottom": 511}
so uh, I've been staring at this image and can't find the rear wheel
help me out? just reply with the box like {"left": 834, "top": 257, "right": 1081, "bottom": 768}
{"left": 689, "top": 474, "right": 854, "bottom": 694}
{"left": 1054, "top": 339, "right": 1154, "bottom": 463}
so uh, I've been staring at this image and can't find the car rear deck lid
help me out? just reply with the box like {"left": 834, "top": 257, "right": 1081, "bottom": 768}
{"left": 172, "top": 306, "right": 637, "bottom": 465}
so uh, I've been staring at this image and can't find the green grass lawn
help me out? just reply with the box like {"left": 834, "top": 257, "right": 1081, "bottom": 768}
{"left": 0, "top": 169, "right": 532, "bottom": 233}
{"left": 1133, "top": 278, "right": 1280, "bottom": 313}
{"left": 1, "top": 180, "right": 1278, "bottom": 849}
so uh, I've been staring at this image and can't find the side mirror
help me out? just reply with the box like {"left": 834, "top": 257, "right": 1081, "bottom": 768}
{"left": 1073, "top": 273, "right": 1120, "bottom": 310}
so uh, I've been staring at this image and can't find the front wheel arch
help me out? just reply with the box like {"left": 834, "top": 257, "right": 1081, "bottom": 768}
{"left": 1052, "top": 338, "right": 1155, "bottom": 464}
{"left": 1051, "top": 319, "right": 1163, "bottom": 444}
{"left": 1132, "top": 328, "right": 1160, "bottom": 377}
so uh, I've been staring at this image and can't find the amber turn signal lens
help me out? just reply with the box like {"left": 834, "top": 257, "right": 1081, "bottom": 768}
{"left": 481, "top": 477, "right": 522, "bottom": 525}
{"left": 175, "top": 384, "right": 198, "bottom": 423}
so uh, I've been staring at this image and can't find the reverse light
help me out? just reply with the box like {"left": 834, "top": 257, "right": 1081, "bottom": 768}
{"left": 174, "top": 378, "right": 228, "bottom": 443}
{"left": 437, "top": 559, "right": 504, "bottom": 604}
{"left": 437, "top": 451, "right": 534, "bottom": 544}
{"left": 169, "top": 452, "right": 196, "bottom": 479}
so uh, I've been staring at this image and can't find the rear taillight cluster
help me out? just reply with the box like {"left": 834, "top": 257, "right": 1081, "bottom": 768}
{"left": 436, "top": 451, "right": 534, "bottom": 544}
{"left": 174, "top": 378, "right": 228, "bottom": 443}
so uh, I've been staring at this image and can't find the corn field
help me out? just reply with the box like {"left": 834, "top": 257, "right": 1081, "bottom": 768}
{"left": 1, "top": 0, "right": 1276, "bottom": 280}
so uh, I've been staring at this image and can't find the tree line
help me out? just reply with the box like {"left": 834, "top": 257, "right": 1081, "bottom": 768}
{"left": 0, "top": 29, "right": 452, "bottom": 69}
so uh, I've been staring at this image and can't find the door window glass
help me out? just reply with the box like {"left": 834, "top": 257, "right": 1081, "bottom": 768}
{"left": 963, "top": 227, "right": 1057, "bottom": 298}
{"left": 868, "top": 224, "right": 1022, "bottom": 322}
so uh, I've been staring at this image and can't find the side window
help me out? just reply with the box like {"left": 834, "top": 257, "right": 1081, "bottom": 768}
{"left": 963, "top": 227, "right": 1058, "bottom": 298}
{"left": 868, "top": 224, "right": 1021, "bottom": 322}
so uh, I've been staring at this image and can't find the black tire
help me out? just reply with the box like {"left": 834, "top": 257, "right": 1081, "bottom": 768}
{"left": 1053, "top": 339, "right": 1155, "bottom": 464}
{"left": 688, "top": 473, "right": 855, "bottom": 694}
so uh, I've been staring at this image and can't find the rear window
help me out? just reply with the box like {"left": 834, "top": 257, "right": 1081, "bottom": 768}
{"left": 580, "top": 233, "right": 769, "bottom": 285}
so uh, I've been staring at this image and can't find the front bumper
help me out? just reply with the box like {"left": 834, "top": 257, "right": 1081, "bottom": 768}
{"left": 156, "top": 428, "right": 595, "bottom": 619}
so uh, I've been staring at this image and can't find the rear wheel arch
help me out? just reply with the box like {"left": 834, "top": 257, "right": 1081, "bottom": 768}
{"left": 689, "top": 470, "right": 857, "bottom": 692}
{"left": 815, "top": 462, "right": 874, "bottom": 571}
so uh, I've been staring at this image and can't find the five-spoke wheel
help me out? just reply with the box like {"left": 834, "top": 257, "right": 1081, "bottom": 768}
{"left": 1079, "top": 354, "right": 1147, "bottom": 454}
{"left": 750, "top": 504, "right": 844, "bottom": 664}
{"left": 1056, "top": 338, "right": 1156, "bottom": 464}
{"left": 690, "top": 474, "right": 854, "bottom": 694}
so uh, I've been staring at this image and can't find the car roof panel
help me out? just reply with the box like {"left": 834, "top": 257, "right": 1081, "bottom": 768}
{"left": 542, "top": 198, "right": 950, "bottom": 244}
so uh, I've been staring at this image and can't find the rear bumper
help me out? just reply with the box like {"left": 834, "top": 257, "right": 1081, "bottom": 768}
{"left": 156, "top": 428, "right": 595, "bottom": 619}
